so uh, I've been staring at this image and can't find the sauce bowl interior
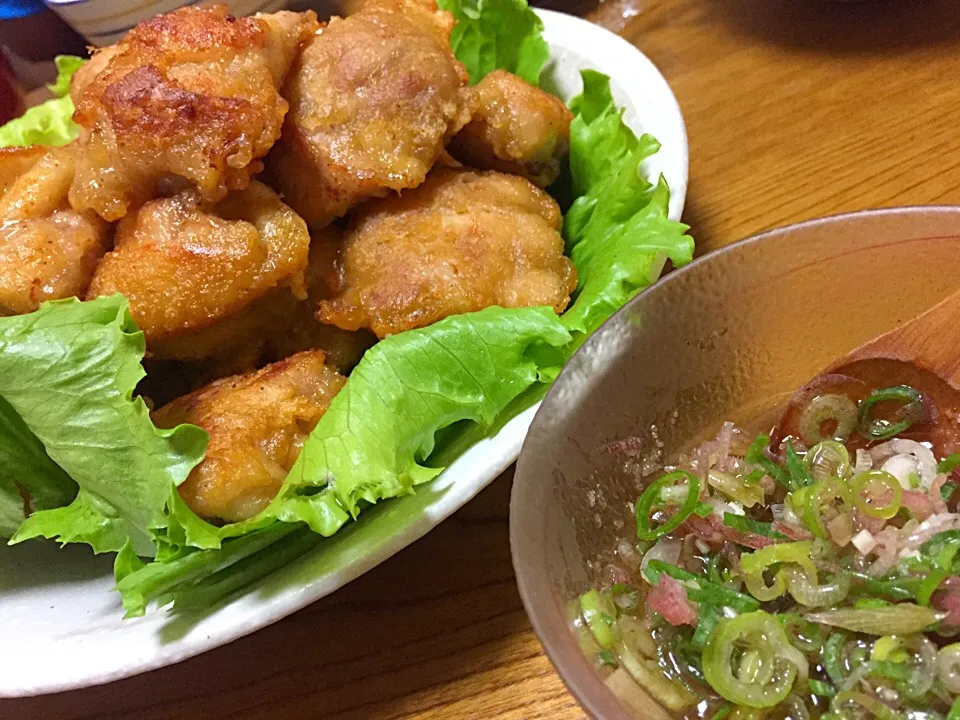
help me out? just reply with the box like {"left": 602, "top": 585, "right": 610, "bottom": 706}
{"left": 511, "top": 207, "right": 960, "bottom": 719}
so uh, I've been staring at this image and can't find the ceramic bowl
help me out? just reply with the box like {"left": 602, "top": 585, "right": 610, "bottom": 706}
{"left": 511, "top": 207, "right": 960, "bottom": 718}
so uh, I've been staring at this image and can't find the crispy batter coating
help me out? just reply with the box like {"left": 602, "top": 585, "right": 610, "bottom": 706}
{"left": 87, "top": 181, "right": 310, "bottom": 350}
{"left": 448, "top": 70, "right": 573, "bottom": 188}
{"left": 269, "top": 0, "right": 469, "bottom": 228}
{"left": 0, "top": 146, "right": 110, "bottom": 315}
{"left": 69, "top": 4, "right": 318, "bottom": 221}
{"left": 153, "top": 350, "right": 345, "bottom": 522}
{"left": 261, "top": 229, "right": 377, "bottom": 369}
{"left": 170, "top": 230, "right": 376, "bottom": 377}
{"left": 317, "top": 167, "right": 577, "bottom": 337}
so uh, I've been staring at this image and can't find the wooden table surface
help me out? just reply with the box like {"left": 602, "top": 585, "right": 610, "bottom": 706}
{"left": 10, "top": 1, "right": 960, "bottom": 718}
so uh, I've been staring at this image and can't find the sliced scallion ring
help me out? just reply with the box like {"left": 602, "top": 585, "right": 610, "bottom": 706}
{"left": 803, "top": 478, "right": 852, "bottom": 539}
{"left": 850, "top": 470, "right": 902, "bottom": 520}
{"left": 858, "top": 385, "right": 925, "bottom": 441}
{"left": 798, "top": 394, "right": 858, "bottom": 445}
{"left": 804, "top": 440, "right": 850, "bottom": 481}
{"left": 635, "top": 470, "right": 700, "bottom": 541}
{"left": 702, "top": 611, "right": 799, "bottom": 708}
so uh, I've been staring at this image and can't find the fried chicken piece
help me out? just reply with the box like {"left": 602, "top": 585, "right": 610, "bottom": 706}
{"left": 152, "top": 227, "right": 375, "bottom": 375}
{"left": 318, "top": 167, "right": 577, "bottom": 337}
{"left": 87, "top": 181, "right": 310, "bottom": 351}
{"left": 69, "top": 4, "right": 319, "bottom": 221}
{"left": 269, "top": 0, "right": 468, "bottom": 228}
{"left": 261, "top": 229, "right": 377, "bottom": 369}
{"left": 153, "top": 350, "right": 345, "bottom": 523}
{"left": 448, "top": 70, "right": 573, "bottom": 188}
{"left": 0, "top": 146, "right": 110, "bottom": 315}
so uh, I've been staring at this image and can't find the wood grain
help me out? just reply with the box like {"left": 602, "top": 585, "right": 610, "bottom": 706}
{"left": 10, "top": 0, "right": 960, "bottom": 717}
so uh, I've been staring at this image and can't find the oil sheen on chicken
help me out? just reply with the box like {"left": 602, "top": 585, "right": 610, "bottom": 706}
{"left": 174, "top": 228, "right": 377, "bottom": 379}
{"left": 69, "top": 4, "right": 318, "bottom": 221}
{"left": 269, "top": 0, "right": 468, "bottom": 228}
{"left": 317, "top": 167, "right": 577, "bottom": 337}
{"left": 0, "top": 146, "right": 110, "bottom": 315}
{"left": 152, "top": 349, "right": 345, "bottom": 523}
{"left": 87, "top": 181, "right": 310, "bottom": 352}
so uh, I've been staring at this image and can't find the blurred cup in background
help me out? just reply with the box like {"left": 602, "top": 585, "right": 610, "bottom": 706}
{"left": 43, "top": 0, "right": 288, "bottom": 46}
{"left": 0, "top": 0, "right": 86, "bottom": 89}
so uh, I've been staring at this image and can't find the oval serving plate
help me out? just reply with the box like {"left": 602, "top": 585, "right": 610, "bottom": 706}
{"left": 0, "top": 9, "right": 687, "bottom": 696}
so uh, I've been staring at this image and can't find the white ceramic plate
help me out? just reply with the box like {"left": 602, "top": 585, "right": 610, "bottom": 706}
{"left": 0, "top": 10, "right": 688, "bottom": 697}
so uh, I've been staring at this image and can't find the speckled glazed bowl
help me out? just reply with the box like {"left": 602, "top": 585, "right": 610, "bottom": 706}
{"left": 511, "top": 207, "right": 960, "bottom": 718}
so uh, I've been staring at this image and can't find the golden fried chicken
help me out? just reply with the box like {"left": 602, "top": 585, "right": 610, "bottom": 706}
{"left": 152, "top": 226, "right": 375, "bottom": 375}
{"left": 0, "top": 146, "right": 110, "bottom": 316}
{"left": 269, "top": 0, "right": 469, "bottom": 228}
{"left": 69, "top": 4, "right": 318, "bottom": 221}
{"left": 317, "top": 167, "right": 577, "bottom": 337}
{"left": 449, "top": 70, "right": 573, "bottom": 188}
{"left": 261, "top": 229, "right": 377, "bottom": 369}
{"left": 87, "top": 181, "right": 310, "bottom": 352}
{"left": 153, "top": 350, "right": 345, "bottom": 523}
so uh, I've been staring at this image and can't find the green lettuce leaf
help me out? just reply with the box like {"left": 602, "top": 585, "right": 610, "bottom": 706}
{"left": 117, "top": 25, "right": 694, "bottom": 615}
{"left": 270, "top": 305, "right": 569, "bottom": 522}
{"left": 561, "top": 70, "right": 694, "bottom": 338}
{"left": 2, "top": 0, "right": 695, "bottom": 619}
{"left": 0, "top": 55, "right": 84, "bottom": 148}
{"left": 437, "top": 0, "right": 549, "bottom": 86}
{"left": 0, "top": 395, "right": 77, "bottom": 537}
{"left": 116, "top": 305, "right": 571, "bottom": 615}
{"left": 3, "top": 297, "right": 207, "bottom": 555}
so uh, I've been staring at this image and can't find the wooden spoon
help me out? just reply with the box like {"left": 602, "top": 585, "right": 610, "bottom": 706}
{"left": 773, "top": 288, "right": 960, "bottom": 457}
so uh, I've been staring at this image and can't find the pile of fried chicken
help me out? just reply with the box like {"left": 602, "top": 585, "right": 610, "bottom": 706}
{"left": 0, "top": 0, "right": 575, "bottom": 524}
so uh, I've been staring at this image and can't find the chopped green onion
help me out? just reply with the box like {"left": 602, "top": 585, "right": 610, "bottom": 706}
{"left": 644, "top": 560, "right": 759, "bottom": 612}
{"left": 597, "top": 649, "right": 619, "bottom": 667}
{"left": 635, "top": 470, "right": 701, "bottom": 541}
{"left": 694, "top": 502, "right": 714, "bottom": 518}
{"left": 858, "top": 385, "right": 925, "bottom": 441}
{"left": 803, "top": 478, "right": 852, "bottom": 539}
{"left": 707, "top": 470, "right": 764, "bottom": 507}
{"left": 917, "top": 531, "right": 960, "bottom": 605}
{"left": 808, "top": 678, "right": 837, "bottom": 697}
{"left": 799, "top": 394, "right": 858, "bottom": 445}
{"left": 854, "top": 598, "right": 891, "bottom": 609}
{"left": 949, "top": 697, "right": 960, "bottom": 720}
{"left": 846, "top": 570, "right": 921, "bottom": 602}
{"left": 580, "top": 589, "right": 618, "bottom": 649}
{"left": 784, "top": 439, "right": 813, "bottom": 489}
{"left": 805, "top": 440, "right": 851, "bottom": 481}
{"left": 942, "top": 482, "right": 959, "bottom": 503}
{"left": 805, "top": 603, "right": 944, "bottom": 635}
{"left": 780, "top": 613, "right": 824, "bottom": 653}
{"left": 832, "top": 690, "right": 904, "bottom": 720}
{"left": 871, "top": 635, "right": 908, "bottom": 663}
{"left": 850, "top": 470, "right": 902, "bottom": 520}
{"left": 610, "top": 583, "right": 640, "bottom": 613}
{"left": 702, "top": 611, "right": 801, "bottom": 708}
{"left": 745, "top": 434, "right": 791, "bottom": 490}
{"left": 869, "top": 659, "right": 913, "bottom": 682}
{"left": 711, "top": 703, "right": 733, "bottom": 720}
{"left": 722, "top": 513, "right": 785, "bottom": 539}
{"left": 741, "top": 542, "right": 817, "bottom": 602}
{"left": 692, "top": 601, "right": 723, "bottom": 650}
{"left": 941, "top": 453, "right": 960, "bottom": 475}
{"left": 823, "top": 631, "right": 847, "bottom": 686}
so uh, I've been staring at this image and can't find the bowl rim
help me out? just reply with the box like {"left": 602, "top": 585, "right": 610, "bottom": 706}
{"left": 510, "top": 204, "right": 960, "bottom": 719}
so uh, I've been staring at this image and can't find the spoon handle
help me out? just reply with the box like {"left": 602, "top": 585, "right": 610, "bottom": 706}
{"left": 842, "top": 287, "right": 960, "bottom": 388}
